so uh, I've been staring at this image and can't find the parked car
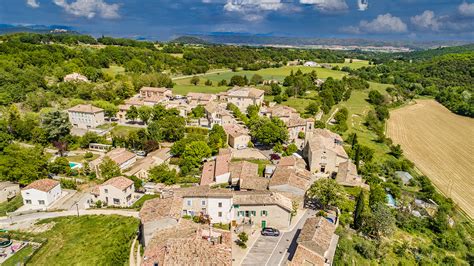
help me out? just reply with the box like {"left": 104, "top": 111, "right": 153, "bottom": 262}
{"left": 261, "top": 227, "right": 280, "bottom": 237}
{"left": 136, "top": 151, "right": 147, "bottom": 156}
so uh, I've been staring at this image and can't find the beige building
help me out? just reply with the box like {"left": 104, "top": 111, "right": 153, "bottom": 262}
{"left": 124, "top": 148, "right": 172, "bottom": 180}
{"left": 92, "top": 176, "right": 135, "bottom": 207}
{"left": 68, "top": 104, "right": 105, "bottom": 129}
{"left": 289, "top": 216, "right": 339, "bottom": 266}
{"left": 204, "top": 102, "right": 236, "bottom": 127}
{"left": 90, "top": 148, "right": 137, "bottom": 177}
{"left": 0, "top": 182, "right": 20, "bottom": 203}
{"left": 262, "top": 105, "right": 314, "bottom": 144}
{"left": 218, "top": 86, "right": 265, "bottom": 112}
{"left": 336, "top": 161, "right": 369, "bottom": 189}
{"left": 140, "top": 87, "right": 172, "bottom": 100}
{"left": 303, "top": 129, "right": 348, "bottom": 174}
{"left": 269, "top": 156, "right": 315, "bottom": 196}
{"left": 64, "top": 72, "right": 89, "bottom": 83}
{"left": 186, "top": 92, "right": 216, "bottom": 106}
{"left": 200, "top": 152, "right": 232, "bottom": 186}
{"left": 223, "top": 123, "right": 251, "bottom": 149}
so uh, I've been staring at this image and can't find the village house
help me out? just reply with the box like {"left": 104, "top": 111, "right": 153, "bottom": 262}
{"left": 336, "top": 160, "right": 369, "bottom": 189}
{"left": 304, "top": 61, "right": 319, "bottom": 67}
{"left": 139, "top": 87, "right": 172, "bottom": 101}
{"left": 63, "top": 72, "right": 89, "bottom": 83}
{"left": 223, "top": 123, "right": 251, "bottom": 149}
{"left": 21, "top": 179, "right": 62, "bottom": 208}
{"left": 204, "top": 101, "right": 236, "bottom": 127}
{"left": 269, "top": 156, "right": 315, "bottom": 196}
{"left": 91, "top": 176, "right": 135, "bottom": 207}
{"left": 303, "top": 129, "right": 348, "bottom": 175}
{"left": 165, "top": 101, "right": 192, "bottom": 118}
{"left": 142, "top": 220, "right": 232, "bottom": 266}
{"left": 67, "top": 104, "right": 105, "bottom": 129}
{"left": 139, "top": 196, "right": 182, "bottom": 246}
{"left": 90, "top": 148, "right": 137, "bottom": 177}
{"left": 289, "top": 216, "right": 339, "bottom": 266}
{"left": 181, "top": 189, "right": 234, "bottom": 224}
{"left": 261, "top": 105, "right": 314, "bottom": 144}
{"left": 200, "top": 153, "right": 232, "bottom": 186}
{"left": 229, "top": 160, "right": 266, "bottom": 190}
{"left": 116, "top": 97, "right": 144, "bottom": 123}
{"left": 186, "top": 92, "right": 216, "bottom": 106}
{"left": 124, "top": 148, "right": 172, "bottom": 180}
{"left": 0, "top": 182, "right": 20, "bottom": 203}
{"left": 218, "top": 86, "right": 265, "bottom": 112}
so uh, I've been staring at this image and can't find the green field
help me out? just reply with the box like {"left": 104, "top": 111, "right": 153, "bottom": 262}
{"left": 27, "top": 215, "right": 139, "bottom": 265}
{"left": 2, "top": 244, "right": 35, "bottom": 266}
{"left": 101, "top": 65, "right": 125, "bottom": 77}
{"left": 332, "top": 59, "right": 370, "bottom": 70}
{"left": 0, "top": 195, "right": 23, "bottom": 216}
{"left": 171, "top": 84, "right": 229, "bottom": 96}
{"left": 110, "top": 125, "right": 142, "bottom": 137}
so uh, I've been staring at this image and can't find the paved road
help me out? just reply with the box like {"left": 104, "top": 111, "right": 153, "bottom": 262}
{"left": 0, "top": 209, "right": 139, "bottom": 230}
{"left": 241, "top": 210, "right": 315, "bottom": 266}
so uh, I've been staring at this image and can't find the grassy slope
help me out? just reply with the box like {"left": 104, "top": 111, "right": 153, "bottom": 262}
{"left": 28, "top": 215, "right": 139, "bottom": 265}
{"left": 2, "top": 245, "right": 35, "bottom": 266}
{"left": 0, "top": 195, "right": 23, "bottom": 216}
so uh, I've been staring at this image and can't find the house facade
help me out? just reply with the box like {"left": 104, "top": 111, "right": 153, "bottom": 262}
{"left": 21, "top": 179, "right": 62, "bottom": 208}
{"left": 140, "top": 87, "right": 172, "bottom": 100}
{"left": 303, "top": 129, "right": 348, "bottom": 174}
{"left": 204, "top": 102, "right": 236, "bottom": 127}
{"left": 223, "top": 124, "right": 251, "bottom": 149}
{"left": 219, "top": 87, "right": 265, "bottom": 112}
{"left": 186, "top": 93, "right": 216, "bottom": 106}
{"left": 181, "top": 192, "right": 234, "bottom": 224}
{"left": 68, "top": 104, "right": 105, "bottom": 129}
{"left": 93, "top": 176, "right": 135, "bottom": 207}
{"left": 90, "top": 148, "right": 137, "bottom": 177}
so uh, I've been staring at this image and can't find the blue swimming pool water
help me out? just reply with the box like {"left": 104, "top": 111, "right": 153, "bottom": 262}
{"left": 69, "top": 162, "right": 79, "bottom": 168}
{"left": 386, "top": 193, "right": 396, "bottom": 206}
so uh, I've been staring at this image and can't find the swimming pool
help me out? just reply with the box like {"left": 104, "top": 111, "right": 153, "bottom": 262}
{"left": 69, "top": 162, "right": 82, "bottom": 169}
{"left": 386, "top": 193, "right": 396, "bottom": 207}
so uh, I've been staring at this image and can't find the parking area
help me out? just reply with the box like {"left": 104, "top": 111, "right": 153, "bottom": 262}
{"left": 241, "top": 235, "right": 281, "bottom": 266}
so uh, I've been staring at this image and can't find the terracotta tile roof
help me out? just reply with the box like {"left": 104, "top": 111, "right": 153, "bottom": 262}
{"left": 140, "top": 87, "right": 171, "bottom": 93}
{"left": 23, "top": 179, "right": 60, "bottom": 192}
{"left": 187, "top": 92, "right": 215, "bottom": 101}
{"left": 306, "top": 129, "right": 347, "bottom": 158}
{"left": 67, "top": 104, "right": 103, "bottom": 114}
{"left": 101, "top": 176, "right": 134, "bottom": 190}
{"left": 142, "top": 220, "right": 232, "bottom": 266}
{"left": 106, "top": 148, "right": 136, "bottom": 166}
{"left": 215, "top": 154, "right": 231, "bottom": 176}
{"left": 200, "top": 161, "right": 216, "bottom": 186}
{"left": 233, "top": 191, "right": 293, "bottom": 211}
{"left": 225, "top": 86, "right": 264, "bottom": 98}
{"left": 239, "top": 176, "right": 269, "bottom": 190}
{"left": 223, "top": 123, "right": 249, "bottom": 138}
{"left": 125, "top": 97, "right": 145, "bottom": 106}
{"left": 335, "top": 161, "right": 368, "bottom": 188}
{"left": 297, "top": 216, "right": 338, "bottom": 258}
{"left": 270, "top": 166, "right": 312, "bottom": 191}
{"left": 229, "top": 161, "right": 259, "bottom": 180}
{"left": 139, "top": 197, "right": 182, "bottom": 223}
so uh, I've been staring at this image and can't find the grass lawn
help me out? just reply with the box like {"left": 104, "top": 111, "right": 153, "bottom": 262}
{"left": 110, "top": 125, "right": 142, "bottom": 137}
{"left": 0, "top": 195, "right": 23, "bottom": 216}
{"left": 101, "top": 65, "right": 125, "bottom": 77}
{"left": 27, "top": 215, "right": 139, "bottom": 265}
{"left": 171, "top": 84, "right": 229, "bottom": 96}
{"left": 2, "top": 244, "right": 35, "bottom": 266}
{"left": 66, "top": 153, "right": 100, "bottom": 162}
{"left": 332, "top": 59, "right": 370, "bottom": 70}
{"left": 131, "top": 194, "right": 159, "bottom": 210}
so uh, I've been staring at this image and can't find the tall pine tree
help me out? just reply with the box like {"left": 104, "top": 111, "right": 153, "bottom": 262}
{"left": 353, "top": 190, "right": 365, "bottom": 230}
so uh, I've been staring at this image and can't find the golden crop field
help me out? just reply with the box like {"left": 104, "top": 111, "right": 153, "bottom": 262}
{"left": 387, "top": 99, "right": 474, "bottom": 218}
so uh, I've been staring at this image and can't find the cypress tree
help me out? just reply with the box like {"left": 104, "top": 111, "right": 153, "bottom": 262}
{"left": 354, "top": 144, "right": 361, "bottom": 170}
{"left": 353, "top": 190, "right": 365, "bottom": 230}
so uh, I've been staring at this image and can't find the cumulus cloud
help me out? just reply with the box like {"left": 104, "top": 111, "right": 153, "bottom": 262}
{"left": 223, "top": 0, "right": 283, "bottom": 21}
{"left": 27, "top": 0, "right": 40, "bottom": 8}
{"left": 300, "top": 0, "right": 348, "bottom": 13}
{"left": 342, "top": 13, "right": 407, "bottom": 34}
{"left": 357, "top": 0, "right": 368, "bottom": 11}
{"left": 53, "top": 0, "right": 120, "bottom": 19}
{"left": 411, "top": 10, "right": 440, "bottom": 31}
{"left": 458, "top": 1, "right": 474, "bottom": 17}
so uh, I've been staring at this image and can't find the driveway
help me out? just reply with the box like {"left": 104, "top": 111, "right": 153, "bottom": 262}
{"left": 241, "top": 235, "right": 281, "bottom": 266}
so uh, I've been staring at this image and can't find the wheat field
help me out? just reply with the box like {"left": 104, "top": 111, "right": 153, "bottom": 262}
{"left": 387, "top": 99, "right": 474, "bottom": 218}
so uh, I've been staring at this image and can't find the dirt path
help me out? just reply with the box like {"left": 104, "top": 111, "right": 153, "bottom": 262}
{"left": 387, "top": 99, "right": 474, "bottom": 218}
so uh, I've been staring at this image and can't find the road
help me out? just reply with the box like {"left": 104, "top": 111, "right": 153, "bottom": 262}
{"left": 0, "top": 209, "right": 139, "bottom": 230}
{"left": 241, "top": 210, "right": 314, "bottom": 266}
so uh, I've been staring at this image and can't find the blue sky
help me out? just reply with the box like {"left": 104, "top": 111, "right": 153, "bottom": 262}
{"left": 1, "top": 0, "right": 473, "bottom": 41}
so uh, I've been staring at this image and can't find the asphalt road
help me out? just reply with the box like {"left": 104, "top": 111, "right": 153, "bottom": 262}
{"left": 241, "top": 210, "right": 315, "bottom": 266}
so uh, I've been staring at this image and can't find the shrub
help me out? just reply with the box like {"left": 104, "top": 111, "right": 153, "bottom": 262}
{"left": 95, "top": 200, "right": 103, "bottom": 208}
{"left": 238, "top": 232, "right": 248, "bottom": 243}
{"left": 84, "top": 152, "right": 94, "bottom": 159}
{"left": 354, "top": 241, "right": 376, "bottom": 259}
{"left": 298, "top": 132, "right": 305, "bottom": 139}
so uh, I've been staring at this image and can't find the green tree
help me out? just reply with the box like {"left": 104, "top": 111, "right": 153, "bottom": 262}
{"left": 307, "top": 179, "right": 344, "bottom": 209}
{"left": 352, "top": 190, "right": 366, "bottom": 230}
{"left": 191, "top": 105, "right": 205, "bottom": 118}
{"left": 229, "top": 75, "right": 247, "bottom": 86}
{"left": 305, "top": 102, "right": 319, "bottom": 115}
{"left": 354, "top": 144, "right": 361, "bottom": 170}
{"left": 49, "top": 157, "right": 71, "bottom": 175}
{"left": 274, "top": 95, "right": 283, "bottom": 104}
{"left": 99, "top": 157, "right": 121, "bottom": 180}
{"left": 208, "top": 124, "right": 227, "bottom": 154}
{"left": 126, "top": 105, "right": 139, "bottom": 122}
{"left": 93, "top": 101, "right": 118, "bottom": 119}
{"left": 190, "top": 76, "right": 200, "bottom": 85}
{"left": 250, "top": 117, "right": 288, "bottom": 146}
{"left": 170, "top": 134, "right": 206, "bottom": 156}
{"left": 0, "top": 132, "right": 13, "bottom": 152}
{"left": 148, "top": 163, "right": 178, "bottom": 185}
{"left": 181, "top": 141, "right": 211, "bottom": 173}
{"left": 204, "top": 79, "right": 213, "bottom": 86}
{"left": 368, "top": 90, "right": 385, "bottom": 105}
{"left": 363, "top": 203, "right": 396, "bottom": 239}
{"left": 369, "top": 184, "right": 386, "bottom": 211}
{"left": 79, "top": 132, "right": 104, "bottom": 148}
{"left": 41, "top": 110, "right": 71, "bottom": 141}
{"left": 270, "top": 83, "right": 282, "bottom": 96}
{"left": 389, "top": 144, "right": 403, "bottom": 158}
{"left": 250, "top": 74, "right": 263, "bottom": 85}
{"left": 147, "top": 115, "right": 185, "bottom": 142}
{"left": 0, "top": 144, "right": 48, "bottom": 185}
{"left": 246, "top": 105, "right": 260, "bottom": 119}
{"left": 284, "top": 143, "right": 298, "bottom": 156}
{"left": 138, "top": 105, "right": 153, "bottom": 124}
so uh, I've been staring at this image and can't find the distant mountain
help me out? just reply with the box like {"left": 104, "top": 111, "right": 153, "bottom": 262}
{"left": 170, "top": 36, "right": 210, "bottom": 45}
{"left": 188, "top": 33, "right": 472, "bottom": 50}
{"left": 0, "top": 24, "right": 77, "bottom": 35}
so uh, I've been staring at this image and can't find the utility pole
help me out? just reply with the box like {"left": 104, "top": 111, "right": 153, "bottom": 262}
{"left": 75, "top": 201, "right": 80, "bottom": 217}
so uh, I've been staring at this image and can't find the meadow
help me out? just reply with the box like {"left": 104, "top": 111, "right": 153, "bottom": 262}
{"left": 387, "top": 99, "right": 474, "bottom": 218}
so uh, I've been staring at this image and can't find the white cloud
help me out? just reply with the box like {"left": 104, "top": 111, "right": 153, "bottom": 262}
{"left": 300, "top": 0, "right": 348, "bottom": 12}
{"left": 53, "top": 0, "right": 120, "bottom": 19}
{"left": 411, "top": 10, "right": 440, "bottom": 31}
{"left": 27, "top": 0, "right": 40, "bottom": 8}
{"left": 223, "top": 0, "right": 283, "bottom": 21}
{"left": 458, "top": 1, "right": 474, "bottom": 17}
{"left": 357, "top": 0, "right": 368, "bottom": 11}
{"left": 342, "top": 13, "right": 407, "bottom": 34}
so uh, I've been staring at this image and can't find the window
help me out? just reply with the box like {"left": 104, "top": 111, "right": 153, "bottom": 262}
{"left": 113, "top": 198, "right": 120, "bottom": 205}
{"left": 187, "top": 200, "right": 192, "bottom": 206}
{"left": 38, "top": 200, "right": 45, "bottom": 205}
{"left": 218, "top": 202, "right": 223, "bottom": 208}
{"left": 261, "top": 210, "right": 268, "bottom": 217}
{"left": 251, "top": 211, "right": 256, "bottom": 216}
{"left": 104, "top": 189, "right": 108, "bottom": 194}
{"left": 25, "top": 199, "right": 32, "bottom": 204}
{"left": 218, "top": 212, "right": 223, "bottom": 217}
{"left": 201, "top": 200, "right": 206, "bottom": 206}
{"left": 237, "top": 211, "right": 245, "bottom": 217}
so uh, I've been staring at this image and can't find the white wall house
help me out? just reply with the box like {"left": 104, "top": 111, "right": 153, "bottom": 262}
{"left": 181, "top": 194, "right": 234, "bottom": 224}
{"left": 68, "top": 104, "right": 105, "bottom": 129}
{"left": 92, "top": 176, "right": 135, "bottom": 207}
{"left": 21, "top": 179, "right": 62, "bottom": 208}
